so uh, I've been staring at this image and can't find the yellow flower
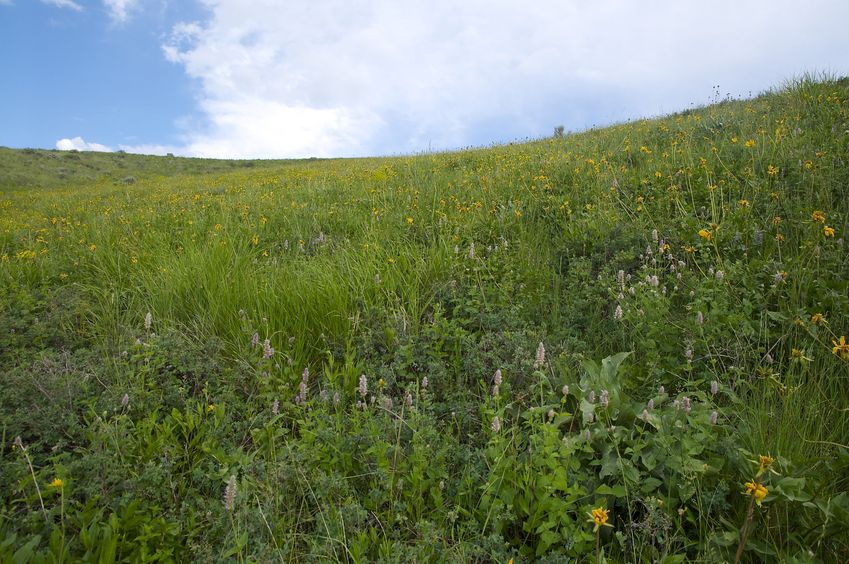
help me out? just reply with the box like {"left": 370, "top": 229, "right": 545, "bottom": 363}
{"left": 767, "top": 165, "right": 778, "bottom": 176}
{"left": 698, "top": 229, "right": 712, "bottom": 241}
{"left": 744, "top": 139, "right": 756, "bottom": 148}
{"left": 206, "top": 404, "right": 216, "bottom": 413}
{"left": 823, "top": 226, "right": 835, "bottom": 237}
{"left": 833, "top": 336, "right": 849, "bottom": 359}
{"left": 49, "top": 478, "right": 64, "bottom": 489}
{"left": 811, "top": 313, "right": 825, "bottom": 325}
{"left": 587, "top": 507, "right": 612, "bottom": 532}
{"left": 811, "top": 210, "right": 825, "bottom": 223}
{"left": 251, "top": 234, "right": 259, "bottom": 246}
{"left": 406, "top": 217, "right": 414, "bottom": 225}
{"left": 758, "top": 455, "right": 775, "bottom": 472}
{"left": 771, "top": 216, "right": 781, "bottom": 226}
{"left": 744, "top": 481, "right": 768, "bottom": 505}
{"left": 738, "top": 199, "right": 749, "bottom": 208}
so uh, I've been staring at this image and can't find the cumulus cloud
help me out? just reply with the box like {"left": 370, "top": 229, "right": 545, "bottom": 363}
{"left": 41, "top": 0, "right": 82, "bottom": 11}
{"left": 103, "top": 0, "right": 138, "bottom": 23}
{"left": 160, "top": 0, "right": 849, "bottom": 158}
{"left": 56, "top": 137, "right": 112, "bottom": 152}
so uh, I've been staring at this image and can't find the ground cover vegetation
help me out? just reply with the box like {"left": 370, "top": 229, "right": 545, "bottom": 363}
{"left": 1, "top": 76, "right": 849, "bottom": 562}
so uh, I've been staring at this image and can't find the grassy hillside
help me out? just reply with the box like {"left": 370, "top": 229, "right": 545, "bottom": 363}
{"left": 1, "top": 77, "right": 848, "bottom": 562}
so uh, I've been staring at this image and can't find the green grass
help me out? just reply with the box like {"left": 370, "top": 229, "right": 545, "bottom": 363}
{"left": 1, "top": 76, "right": 849, "bottom": 562}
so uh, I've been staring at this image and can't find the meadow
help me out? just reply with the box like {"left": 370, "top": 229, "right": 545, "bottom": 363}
{"left": 1, "top": 77, "right": 848, "bottom": 562}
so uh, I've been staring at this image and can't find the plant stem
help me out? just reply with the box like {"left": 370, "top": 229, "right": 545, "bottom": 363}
{"left": 734, "top": 496, "right": 755, "bottom": 564}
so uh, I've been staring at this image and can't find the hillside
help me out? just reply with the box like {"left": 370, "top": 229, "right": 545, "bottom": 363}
{"left": 2, "top": 77, "right": 848, "bottom": 561}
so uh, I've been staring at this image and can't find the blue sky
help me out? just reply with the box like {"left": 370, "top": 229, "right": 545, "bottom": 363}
{"left": 2, "top": 0, "right": 849, "bottom": 159}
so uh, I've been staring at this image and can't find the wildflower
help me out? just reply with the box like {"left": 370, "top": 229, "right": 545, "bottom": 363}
{"left": 764, "top": 352, "right": 774, "bottom": 364}
{"left": 744, "top": 139, "right": 756, "bottom": 148}
{"left": 421, "top": 376, "right": 429, "bottom": 389}
{"left": 658, "top": 385, "right": 665, "bottom": 395}
{"left": 647, "top": 398, "right": 654, "bottom": 411}
{"left": 534, "top": 342, "right": 546, "bottom": 369}
{"left": 49, "top": 478, "right": 64, "bottom": 489}
{"left": 767, "top": 164, "right": 778, "bottom": 176}
{"left": 715, "top": 270, "right": 724, "bottom": 281}
{"left": 738, "top": 199, "right": 749, "bottom": 208}
{"left": 698, "top": 229, "right": 712, "bottom": 241}
{"left": 833, "top": 336, "right": 849, "bottom": 359}
{"left": 709, "top": 411, "right": 718, "bottom": 425}
{"left": 121, "top": 393, "right": 129, "bottom": 408}
{"left": 251, "top": 332, "right": 259, "bottom": 347}
{"left": 599, "top": 390, "right": 609, "bottom": 408}
{"left": 652, "top": 229, "right": 659, "bottom": 243}
{"left": 493, "top": 369, "right": 502, "bottom": 387}
{"left": 406, "top": 217, "right": 414, "bottom": 225}
{"left": 405, "top": 392, "right": 413, "bottom": 407}
{"left": 774, "top": 271, "right": 788, "bottom": 283}
{"left": 812, "top": 210, "right": 825, "bottom": 223}
{"left": 467, "top": 241, "right": 476, "bottom": 259}
{"left": 144, "top": 312, "right": 152, "bottom": 331}
{"left": 224, "top": 475, "right": 237, "bottom": 511}
{"left": 356, "top": 374, "right": 368, "bottom": 398}
{"left": 710, "top": 381, "right": 719, "bottom": 396}
{"left": 614, "top": 305, "right": 623, "bottom": 320}
{"left": 561, "top": 384, "right": 569, "bottom": 397}
{"left": 492, "top": 384, "right": 499, "bottom": 396}
{"left": 811, "top": 313, "right": 825, "bottom": 325}
{"left": 206, "top": 404, "right": 215, "bottom": 413}
{"left": 685, "top": 347, "right": 693, "bottom": 361}
{"left": 588, "top": 390, "right": 596, "bottom": 403}
{"left": 588, "top": 507, "right": 612, "bottom": 532}
{"left": 262, "top": 339, "right": 274, "bottom": 359}
{"left": 680, "top": 396, "right": 691, "bottom": 414}
{"left": 823, "top": 225, "right": 835, "bottom": 237}
{"left": 744, "top": 481, "right": 768, "bottom": 505}
{"left": 696, "top": 311, "right": 705, "bottom": 326}
{"left": 758, "top": 455, "right": 775, "bottom": 473}
{"left": 649, "top": 275, "right": 659, "bottom": 287}
{"left": 333, "top": 391, "right": 341, "bottom": 405}
{"left": 491, "top": 415, "right": 501, "bottom": 433}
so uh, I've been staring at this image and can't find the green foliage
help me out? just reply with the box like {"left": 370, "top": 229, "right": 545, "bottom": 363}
{"left": 2, "top": 76, "right": 849, "bottom": 561}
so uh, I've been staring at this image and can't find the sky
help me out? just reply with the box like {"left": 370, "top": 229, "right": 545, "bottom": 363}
{"left": 2, "top": 1, "right": 849, "bottom": 159}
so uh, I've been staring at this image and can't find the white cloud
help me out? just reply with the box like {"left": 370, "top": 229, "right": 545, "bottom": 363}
{"left": 56, "top": 137, "right": 112, "bottom": 152}
{"left": 41, "top": 0, "right": 82, "bottom": 11}
{"left": 103, "top": 0, "right": 138, "bottom": 23}
{"left": 162, "top": 0, "right": 849, "bottom": 158}
{"left": 0, "top": 0, "right": 14, "bottom": 7}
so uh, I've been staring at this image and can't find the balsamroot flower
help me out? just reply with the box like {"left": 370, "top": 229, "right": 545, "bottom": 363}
{"left": 744, "top": 481, "right": 768, "bottom": 506}
{"left": 832, "top": 336, "right": 849, "bottom": 359}
{"left": 587, "top": 507, "right": 612, "bottom": 532}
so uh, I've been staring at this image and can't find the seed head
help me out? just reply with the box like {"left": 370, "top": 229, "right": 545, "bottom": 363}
{"left": 144, "top": 312, "right": 152, "bottom": 331}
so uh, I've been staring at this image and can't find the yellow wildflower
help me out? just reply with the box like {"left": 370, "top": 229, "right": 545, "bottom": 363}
{"left": 758, "top": 455, "right": 775, "bottom": 472}
{"left": 767, "top": 165, "right": 778, "bottom": 176}
{"left": 738, "top": 199, "right": 749, "bottom": 208}
{"left": 406, "top": 217, "right": 414, "bottom": 225}
{"left": 698, "top": 229, "right": 712, "bottom": 241}
{"left": 833, "top": 336, "right": 849, "bottom": 359}
{"left": 812, "top": 210, "right": 825, "bottom": 223}
{"left": 744, "top": 139, "right": 756, "bottom": 148}
{"left": 49, "top": 478, "right": 64, "bottom": 489}
{"left": 811, "top": 313, "right": 825, "bottom": 325}
{"left": 744, "top": 481, "right": 768, "bottom": 505}
{"left": 587, "top": 507, "right": 612, "bottom": 532}
{"left": 823, "top": 226, "right": 835, "bottom": 237}
{"left": 206, "top": 404, "right": 216, "bottom": 413}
